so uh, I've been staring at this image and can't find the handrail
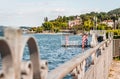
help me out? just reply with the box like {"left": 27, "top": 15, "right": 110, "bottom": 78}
{"left": 47, "top": 39, "right": 110, "bottom": 79}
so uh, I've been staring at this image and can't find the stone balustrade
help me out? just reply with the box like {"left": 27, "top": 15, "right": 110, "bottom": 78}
{"left": 0, "top": 28, "right": 48, "bottom": 79}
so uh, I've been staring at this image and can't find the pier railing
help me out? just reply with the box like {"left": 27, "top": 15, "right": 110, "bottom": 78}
{"left": 0, "top": 28, "right": 113, "bottom": 79}
{"left": 61, "top": 40, "right": 79, "bottom": 46}
{"left": 47, "top": 36, "right": 113, "bottom": 79}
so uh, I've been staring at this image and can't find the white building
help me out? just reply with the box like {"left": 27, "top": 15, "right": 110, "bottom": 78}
{"left": 68, "top": 16, "right": 82, "bottom": 28}
{"left": 101, "top": 20, "right": 114, "bottom": 27}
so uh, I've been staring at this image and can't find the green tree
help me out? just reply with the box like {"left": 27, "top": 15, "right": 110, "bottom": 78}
{"left": 36, "top": 27, "right": 43, "bottom": 33}
{"left": 97, "top": 24, "right": 107, "bottom": 30}
{"left": 56, "top": 16, "right": 63, "bottom": 22}
{"left": 84, "top": 19, "right": 94, "bottom": 31}
{"left": 52, "top": 22, "right": 68, "bottom": 30}
{"left": 29, "top": 27, "right": 37, "bottom": 32}
{"left": 60, "top": 23, "right": 68, "bottom": 29}
{"left": 52, "top": 22, "right": 60, "bottom": 27}
{"left": 42, "top": 22, "right": 54, "bottom": 31}
{"left": 63, "top": 16, "right": 67, "bottom": 22}
{"left": 54, "top": 27, "right": 60, "bottom": 33}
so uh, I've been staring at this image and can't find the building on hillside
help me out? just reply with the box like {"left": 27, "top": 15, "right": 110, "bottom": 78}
{"left": 68, "top": 16, "right": 82, "bottom": 28}
{"left": 101, "top": 20, "right": 114, "bottom": 27}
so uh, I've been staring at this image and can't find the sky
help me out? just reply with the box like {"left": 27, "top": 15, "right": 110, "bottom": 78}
{"left": 0, "top": 0, "right": 120, "bottom": 27}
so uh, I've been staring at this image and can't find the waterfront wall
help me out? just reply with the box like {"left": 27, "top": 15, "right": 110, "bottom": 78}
{"left": 113, "top": 39, "right": 120, "bottom": 57}
{"left": 84, "top": 40, "right": 112, "bottom": 79}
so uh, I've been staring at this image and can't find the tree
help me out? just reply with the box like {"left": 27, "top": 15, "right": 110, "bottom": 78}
{"left": 52, "top": 21, "right": 68, "bottom": 30}
{"left": 108, "top": 8, "right": 120, "bottom": 16}
{"left": 97, "top": 12, "right": 109, "bottom": 21}
{"left": 84, "top": 19, "right": 94, "bottom": 31}
{"left": 36, "top": 27, "right": 43, "bottom": 33}
{"left": 54, "top": 27, "right": 60, "bottom": 33}
{"left": 56, "top": 16, "right": 63, "bottom": 22}
{"left": 97, "top": 24, "right": 107, "bottom": 30}
{"left": 59, "top": 23, "right": 68, "bottom": 29}
{"left": 42, "top": 22, "right": 54, "bottom": 31}
{"left": 29, "top": 27, "right": 37, "bottom": 32}
{"left": 52, "top": 22, "right": 60, "bottom": 27}
{"left": 63, "top": 16, "right": 67, "bottom": 22}
{"left": 71, "top": 25, "right": 83, "bottom": 30}
{"left": 69, "top": 16, "right": 75, "bottom": 20}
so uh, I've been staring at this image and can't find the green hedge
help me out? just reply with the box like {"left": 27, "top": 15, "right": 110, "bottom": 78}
{"left": 107, "top": 30, "right": 120, "bottom": 35}
{"left": 113, "top": 35, "right": 120, "bottom": 39}
{"left": 106, "top": 30, "right": 120, "bottom": 39}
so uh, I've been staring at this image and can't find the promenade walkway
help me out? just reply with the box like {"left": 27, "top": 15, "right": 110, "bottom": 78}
{"left": 108, "top": 60, "right": 120, "bottom": 79}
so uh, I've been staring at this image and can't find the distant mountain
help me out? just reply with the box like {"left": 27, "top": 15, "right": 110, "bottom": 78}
{"left": 20, "top": 26, "right": 31, "bottom": 30}
{"left": 108, "top": 8, "right": 120, "bottom": 15}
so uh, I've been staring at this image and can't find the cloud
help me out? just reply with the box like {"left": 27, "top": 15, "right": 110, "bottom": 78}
{"left": 80, "top": 8, "right": 103, "bottom": 14}
{"left": 53, "top": 8, "right": 65, "bottom": 13}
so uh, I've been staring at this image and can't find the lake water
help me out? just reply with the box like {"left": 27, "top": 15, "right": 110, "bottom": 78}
{"left": 22, "top": 33, "right": 92, "bottom": 78}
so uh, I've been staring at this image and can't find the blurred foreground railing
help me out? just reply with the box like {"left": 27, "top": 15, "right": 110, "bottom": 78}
{"left": 0, "top": 28, "right": 48, "bottom": 79}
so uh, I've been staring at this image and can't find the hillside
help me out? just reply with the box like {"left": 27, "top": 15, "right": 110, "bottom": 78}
{"left": 108, "top": 8, "right": 120, "bottom": 15}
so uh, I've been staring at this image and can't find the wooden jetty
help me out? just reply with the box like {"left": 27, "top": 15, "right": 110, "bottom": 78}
{"left": 61, "top": 44, "right": 90, "bottom": 47}
{"left": 61, "top": 33, "right": 90, "bottom": 48}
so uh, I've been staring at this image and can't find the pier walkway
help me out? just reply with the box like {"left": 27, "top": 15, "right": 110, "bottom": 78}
{"left": 108, "top": 60, "right": 120, "bottom": 79}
